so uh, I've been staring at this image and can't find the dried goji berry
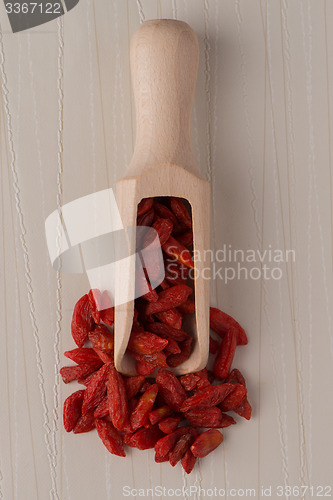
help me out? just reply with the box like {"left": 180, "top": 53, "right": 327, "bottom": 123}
{"left": 210, "top": 307, "right": 248, "bottom": 345}
{"left": 146, "top": 285, "right": 192, "bottom": 316}
{"left": 153, "top": 201, "right": 178, "bottom": 226}
{"left": 179, "top": 373, "right": 201, "bottom": 392}
{"left": 63, "top": 390, "right": 85, "bottom": 432}
{"left": 94, "top": 396, "right": 109, "bottom": 418}
{"left": 162, "top": 236, "right": 194, "bottom": 269}
{"left": 124, "top": 426, "right": 164, "bottom": 450}
{"left": 226, "top": 368, "right": 246, "bottom": 387}
{"left": 89, "top": 325, "right": 114, "bottom": 352}
{"left": 71, "top": 294, "right": 94, "bottom": 347}
{"left": 156, "top": 369, "right": 187, "bottom": 411}
{"left": 82, "top": 363, "right": 111, "bottom": 415}
{"left": 169, "top": 432, "right": 193, "bottom": 467}
{"left": 180, "top": 383, "right": 234, "bottom": 413}
{"left": 73, "top": 412, "right": 95, "bottom": 434}
{"left": 158, "top": 416, "right": 181, "bottom": 434}
{"left": 95, "top": 418, "right": 126, "bottom": 457}
{"left": 234, "top": 397, "right": 252, "bottom": 420}
{"left": 218, "top": 384, "right": 247, "bottom": 412}
{"left": 128, "top": 331, "right": 168, "bottom": 355}
{"left": 88, "top": 288, "right": 101, "bottom": 324}
{"left": 60, "top": 362, "right": 102, "bottom": 384}
{"left": 177, "top": 300, "right": 195, "bottom": 315}
{"left": 155, "top": 308, "right": 183, "bottom": 330}
{"left": 190, "top": 429, "right": 223, "bottom": 458}
{"left": 136, "top": 360, "right": 157, "bottom": 376}
{"left": 177, "top": 231, "right": 193, "bottom": 248}
{"left": 184, "top": 407, "right": 235, "bottom": 428}
{"left": 209, "top": 336, "right": 219, "bottom": 355}
{"left": 163, "top": 338, "right": 181, "bottom": 355}
{"left": 64, "top": 347, "right": 101, "bottom": 364}
{"left": 130, "top": 351, "right": 168, "bottom": 368}
{"left": 170, "top": 197, "right": 192, "bottom": 229}
{"left": 213, "top": 327, "right": 237, "bottom": 379}
{"left": 149, "top": 405, "right": 173, "bottom": 426}
{"left": 130, "top": 384, "right": 159, "bottom": 431}
{"left": 137, "top": 207, "right": 154, "bottom": 227}
{"left": 167, "top": 337, "right": 192, "bottom": 368}
{"left": 145, "top": 322, "right": 189, "bottom": 342}
{"left": 100, "top": 290, "right": 114, "bottom": 326}
{"left": 145, "top": 217, "right": 173, "bottom": 247}
{"left": 181, "top": 449, "right": 196, "bottom": 474}
{"left": 154, "top": 426, "right": 191, "bottom": 463}
{"left": 124, "top": 375, "right": 146, "bottom": 400}
{"left": 107, "top": 367, "right": 131, "bottom": 432}
{"left": 93, "top": 347, "right": 114, "bottom": 365}
{"left": 137, "top": 197, "right": 154, "bottom": 217}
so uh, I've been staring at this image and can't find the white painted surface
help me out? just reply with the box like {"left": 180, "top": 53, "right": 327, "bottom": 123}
{"left": 0, "top": 1, "right": 332, "bottom": 499}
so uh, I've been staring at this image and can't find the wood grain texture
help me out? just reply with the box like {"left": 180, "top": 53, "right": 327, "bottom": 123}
{"left": 0, "top": 0, "right": 332, "bottom": 498}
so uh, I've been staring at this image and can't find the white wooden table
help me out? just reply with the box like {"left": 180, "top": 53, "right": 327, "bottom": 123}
{"left": 0, "top": 1, "right": 332, "bottom": 499}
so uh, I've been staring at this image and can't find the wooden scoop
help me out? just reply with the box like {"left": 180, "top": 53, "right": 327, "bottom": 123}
{"left": 115, "top": 19, "right": 210, "bottom": 376}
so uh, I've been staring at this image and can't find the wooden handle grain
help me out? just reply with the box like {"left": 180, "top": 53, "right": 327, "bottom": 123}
{"left": 129, "top": 19, "right": 199, "bottom": 173}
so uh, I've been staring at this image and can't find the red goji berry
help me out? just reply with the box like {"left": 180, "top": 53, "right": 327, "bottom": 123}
{"left": 94, "top": 396, "right": 109, "bottom": 418}
{"left": 88, "top": 288, "right": 102, "bottom": 324}
{"left": 130, "top": 384, "right": 159, "bottom": 431}
{"left": 136, "top": 360, "right": 157, "bottom": 376}
{"left": 162, "top": 236, "right": 194, "bottom": 269}
{"left": 95, "top": 418, "right": 126, "bottom": 457}
{"left": 60, "top": 362, "right": 102, "bottom": 384}
{"left": 73, "top": 412, "right": 95, "bottom": 434}
{"left": 71, "top": 294, "right": 94, "bottom": 347}
{"left": 82, "top": 363, "right": 111, "bottom": 415}
{"left": 137, "top": 207, "right": 155, "bottom": 227}
{"left": 145, "top": 322, "right": 189, "bottom": 342}
{"left": 149, "top": 405, "right": 173, "bottom": 426}
{"left": 153, "top": 202, "right": 178, "bottom": 226}
{"left": 167, "top": 337, "right": 192, "bottom": 368}
{"left": 213, "top": 328, "right": 237, "bottom": 379}
{"left": 179, "top": 373, "right": 201, "bottom": 392}
{"left": 144, "top": 217, "right": 173, "bottom": 247}
{"left": 128, "top": 331, "right": 168, "bottom": 355}
{"left": 63, "top": 390, "right": 85, "bottom": 432}
{"left": 158, "top": 416, "right": 181, "bottom": 434}
{"left": 210, "top": 307, "right": 248, "bottom": 345}
{"left": 100, "top": 290, "right": 114, "bottom": 326}
{"left": 163, "top": 338, "right": 181, "bottom": 355}
{"left": 124, "top": 375, "right": 146, "bottom": 400}
{"left": 89, "top": 325, "right": 114, "bottom": 352}
{"left": 156, "top": 369, "right": 187, "bottom": 411}
{"left": 181, "top": 449, "right": 196, "bottom": 474}
{"left": 155, "top": 308, "right": 183, "bottom": 330}
{"left": 137, "top": 197, "right": 154, "bottom": 216}
{"left": 190, "top": 429, "right": 223, "bottom": 458}
{"left": 218, "top": 384, "right": 247, "bottom": 412}
{"left": 180, "top": 383, "right": 234, "bottom": 413}
{"left": 170, "top": 197, "right": 192, "bottom": 229}
{"left": 130, "top": 351, "right": 168, "bottom": 368}
{"left": 124, "top": 426, "right": 164, "bottom": 450}
{"left": 209, "top": 336, "right": 220, "bottom": 355}
{"left": 154, "top": 426, "right": 191, "bottom": 463}
{"left": 177, "top": 300, "right": 195, "bottom": 315}
{"left": 177, "top": 231, "right": 193, "bottom": 248}
{"left": 64, "top": 347, "right": 101, "bottom": 365}
{"left": 234, "top": 397, "right": 252, "bottom": 420}
{"left": 146, "top": 285, "right": 192, "bottom": 316}
{"left": 107, "top": 367, "right": 131, "bottom": 432}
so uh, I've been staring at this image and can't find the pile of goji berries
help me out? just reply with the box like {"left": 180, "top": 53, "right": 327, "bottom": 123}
{"left": 61, "top": 197, "right": 252, "bottom": 474}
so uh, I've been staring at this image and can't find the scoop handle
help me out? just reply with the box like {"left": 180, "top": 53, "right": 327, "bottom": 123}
{"left": 129, "top": 19, "right": 199, "bottom": 173}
